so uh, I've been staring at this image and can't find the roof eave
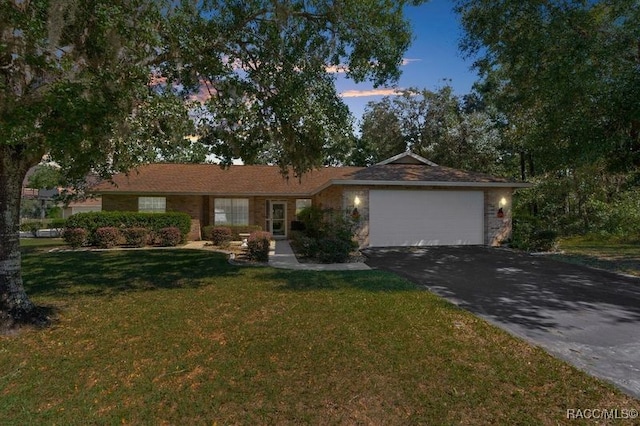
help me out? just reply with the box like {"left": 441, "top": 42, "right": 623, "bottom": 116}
{"left": 326, "top": 179, "right": 533, "bottom": 189}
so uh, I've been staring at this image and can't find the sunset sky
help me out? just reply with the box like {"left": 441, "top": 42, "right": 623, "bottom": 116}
{"left": 336, "top": 0, "right": 479, "bottom": 126}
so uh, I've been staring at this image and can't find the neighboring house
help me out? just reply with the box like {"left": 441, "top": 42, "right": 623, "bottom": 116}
{"left": 91, "top": 152, "right": 530, "bottom": 246}
{"left": 62, "top": 197, "right": 102, "bottom": 219}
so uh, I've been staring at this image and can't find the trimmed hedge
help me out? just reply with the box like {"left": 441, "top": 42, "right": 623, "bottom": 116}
{"left": 247, "top": 231, "right": 272, "bottom": 261}
{"left": 209, "top": 227, "right": 233, "bottom": 246}
{"left": 202, "top": 225, "right": 262, "bottom": 241}
{"left": 65, "top": 211, "right": 191, "bottom": 244}
{"left": 122, "top": 227, "right": 149, "bottom": 247}
{"left": 63, "top": 228, "right": 88, "bottom": 248}
{"left": 94, "top": 227, "right": 122, "bottom": 249}
{"left": 153, "top": 227, "right": 182, "bottom": 247}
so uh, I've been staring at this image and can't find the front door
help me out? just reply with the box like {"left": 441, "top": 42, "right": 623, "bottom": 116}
{"left": 269, "top": 201, "right": 287, "bottom": 238}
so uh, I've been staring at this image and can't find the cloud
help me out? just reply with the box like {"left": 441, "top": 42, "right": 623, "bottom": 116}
{"left": 401, "top": 58, "right": 421, "bottom": 66}
{"left": 188, "top": 80, "right": 217, "bottom": 103}
{"left": 340, "top": 88, "right": 404, "bottom": 98}
{"left": 327, "top": 58, "right": 420, "bottom": 74}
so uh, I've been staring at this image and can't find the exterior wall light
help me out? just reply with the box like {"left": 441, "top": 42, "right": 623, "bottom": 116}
{"left": 354, "top": 195, "right": 361, "bottom": 207}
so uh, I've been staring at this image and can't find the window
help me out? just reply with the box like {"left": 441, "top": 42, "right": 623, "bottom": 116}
{"left": 214, "top": 198, "right": 249, "bottom": 225}
{"left": 138, "top": 197, "right": 166, "bottom": 213}
{"left": 295, "top": 199, "right": 312, "bottom": 216}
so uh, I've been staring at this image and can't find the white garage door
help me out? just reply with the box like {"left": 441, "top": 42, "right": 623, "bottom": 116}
{"left": 369, "top": 190, "right": 484, "bottom": 246}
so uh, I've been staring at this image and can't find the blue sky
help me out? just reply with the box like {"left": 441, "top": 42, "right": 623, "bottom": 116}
{"left": 336, "top": 0, "right": 479, "bottom": 125}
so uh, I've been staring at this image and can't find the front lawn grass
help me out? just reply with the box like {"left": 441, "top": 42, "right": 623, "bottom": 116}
{"left": 1, "top": 249, "right": 637, "bottom": 424}
{"left": 554, "top": 235, "right": 640, "bottom": 276}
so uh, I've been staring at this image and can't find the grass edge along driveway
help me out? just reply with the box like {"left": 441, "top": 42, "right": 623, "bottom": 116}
{"left": 1, "top": 245, "right": 637, "bottom": 424}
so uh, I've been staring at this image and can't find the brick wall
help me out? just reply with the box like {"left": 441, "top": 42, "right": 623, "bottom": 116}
{"left": 102, "top": 194, "right": 203, "bottom": 241}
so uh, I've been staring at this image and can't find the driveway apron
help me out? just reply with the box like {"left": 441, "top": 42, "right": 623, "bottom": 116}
{"left": 363, "top": 246, "right": 640, "bottom": 399}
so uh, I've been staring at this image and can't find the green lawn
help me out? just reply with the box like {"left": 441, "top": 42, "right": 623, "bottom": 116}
{"left": 2, "top": 245, "right": 637, "bottom": 424}
{"left": 553, "top": 235, "right": 640, "bottom": 276}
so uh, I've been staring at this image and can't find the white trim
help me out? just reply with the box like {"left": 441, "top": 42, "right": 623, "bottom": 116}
{"left": 376, "top": 151, "right": 439, "bottom": 166}
{"left": 267, "top": 200, "right": 288, "bottom": 238}
{"left": 312, "top": 179, "right": 531, "bottom": 194}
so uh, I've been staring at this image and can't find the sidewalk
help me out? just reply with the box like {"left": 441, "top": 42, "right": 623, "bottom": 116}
{"left": 184, "top": 239, "right": 370, "bottom": 271}
{"left": 268, "top": 240, "right": 370, "bottom": 271}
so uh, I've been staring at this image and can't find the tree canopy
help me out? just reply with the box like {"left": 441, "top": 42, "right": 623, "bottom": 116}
{"left": 354, "top": 87, "right": 510, "bottom": 176}
{"left": 173, "top": 0, "right": 426, "bottom": 176}
{"left": 1, "top": 0, "right": 425, "bottom": 327}
{"left": 456, "top": 0, "right": 640, "bottom": 237}
{"left": 456, "top": 0, "right": 640, "bottom": 175}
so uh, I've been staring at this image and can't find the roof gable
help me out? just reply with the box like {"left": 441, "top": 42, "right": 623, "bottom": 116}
{"left": 376, "top": 151, "right": 438, "bottom": 166}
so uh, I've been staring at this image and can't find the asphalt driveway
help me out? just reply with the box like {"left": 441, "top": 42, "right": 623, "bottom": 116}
{"left": 363, "top": 246, "right": 640, "bottom": 399}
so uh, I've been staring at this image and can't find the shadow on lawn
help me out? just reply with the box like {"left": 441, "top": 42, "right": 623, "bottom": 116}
{"left": 264, "top": 269, "right": 420, "bottom": 292}
{"left": 21, "top": 249, "right": 239, "bottom": 298}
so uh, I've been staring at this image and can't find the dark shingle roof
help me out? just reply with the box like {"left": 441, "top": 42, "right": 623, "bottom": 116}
{"left": 92, "top": 160, "right": 527, "bottom": 195}
{"left": 92, "top": 164, "right": 363, "bottom": 195}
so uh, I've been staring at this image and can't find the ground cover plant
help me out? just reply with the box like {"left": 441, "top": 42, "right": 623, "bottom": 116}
{"left": 2, "top": 245, "right": 637, "bottom": 424}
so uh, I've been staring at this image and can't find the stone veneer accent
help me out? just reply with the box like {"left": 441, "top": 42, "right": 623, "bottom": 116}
{"left": 484, "top": 188, "right": 513, "bottom": 246}
{"left": 314, "top": 185, "right": 515, "bottom": 247}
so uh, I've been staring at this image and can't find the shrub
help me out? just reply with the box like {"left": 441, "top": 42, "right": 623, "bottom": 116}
{"left": 289, "top": 230, "right": 319, "bottom": 258}
{"left": 154, "top": 227, "right": 182, "bottom": 247}
{"left": 530, "top": 229, "right": 558, "bottom": 252}
{"left": 317, "top": 237, "right": 358, "bottom": 264}
{"left": 63, "top": 228, "right": 88, "bottom": 248}
{"left": 94, "top": 227, "right": 122, "bottom": 249}
{"left": 247, "top": 231, "right": 272, "bottom": 261}
{"left": 292, "top": 207, "right": 358, "bottom": 263}
{"left": 122, "top": 227, "right": 149, "bottom": 247}
{"left": 209, "top": 227, "right": 233, "bottom": 246}
{"left": 49, "top": 219, "right": 67, "bottom": 229}
{"left": 202, "top": 224, "right": 262, "bottom": 241}
{"left": 65, "top": 211, "right": 191, "bottom": 244}
{"left": 511, "top": 216, "right": 558, "bottom": 252}
{"left": 297, "top": 206, "right": 325, "bottom": 238}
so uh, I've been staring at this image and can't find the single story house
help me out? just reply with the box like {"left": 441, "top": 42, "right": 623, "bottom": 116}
{"left": 91, "top": 152, "right": 530, "bottom": 247}
{"left": 62, "top": 197, "right": 102, "bottom": 219}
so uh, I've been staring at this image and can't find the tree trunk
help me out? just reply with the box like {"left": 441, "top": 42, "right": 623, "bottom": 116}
{"left": 0, "top": 144, "right": 47, "bottom": 329}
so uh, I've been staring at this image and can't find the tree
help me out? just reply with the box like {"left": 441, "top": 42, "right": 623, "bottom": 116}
{"left": 353, "top": 87, "right": 509, "bottom": 175}
{"left": 1, "top": 0, "right": 179, "bottom": 328}
{"left": 354, "top": 97, "right": 407, "bottom": 165}
{"left": 456, "top": 0, "right": 640, "bottom": 235}
{"left": 456, "top": 0, "right": 640, "bottom": 175}
{"left": 26, "top": 164, "right": 61, "bottom": 190}
{"left": 1, "top": 0, "right": 424, "bottom": 328}
{"left": 175, "top": 0, "right": 425, "bottom": 176}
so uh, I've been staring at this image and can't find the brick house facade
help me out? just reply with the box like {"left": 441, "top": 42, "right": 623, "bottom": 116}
{"left": 93, "top": 153, "right": 529, "bottom": 246}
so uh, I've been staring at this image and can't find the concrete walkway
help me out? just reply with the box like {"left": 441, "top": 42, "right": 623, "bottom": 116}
{"left": 184, "top": 239, "right": 370, "bottom": 271}
{"left": 268, "top": 240, "right": 370, "bottom": 271}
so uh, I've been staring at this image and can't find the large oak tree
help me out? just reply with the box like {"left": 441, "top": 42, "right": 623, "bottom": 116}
{"left": 1, "top": 0, "right": 425, "bottom": 328}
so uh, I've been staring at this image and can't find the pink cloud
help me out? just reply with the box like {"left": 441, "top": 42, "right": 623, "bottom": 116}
{"left": 339, "top": 88, "right": 404, "bottom": 98}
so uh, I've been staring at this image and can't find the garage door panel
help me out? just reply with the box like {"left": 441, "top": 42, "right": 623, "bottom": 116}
{"left": 369, "top": 190, "right": 483, "bottom": 247}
